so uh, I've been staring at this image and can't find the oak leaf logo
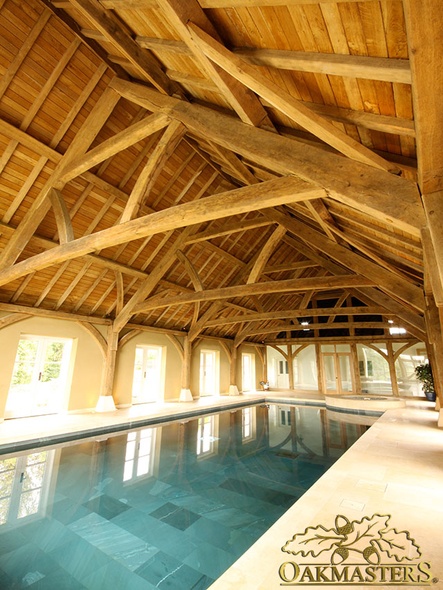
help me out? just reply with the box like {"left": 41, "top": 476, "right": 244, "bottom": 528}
{"left": 282, "top": 514, "right": 421, "bottom": 564}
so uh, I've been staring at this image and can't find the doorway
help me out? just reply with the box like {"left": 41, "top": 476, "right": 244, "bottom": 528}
{"left": 241, "top": 353, "right": 255, "bottom": 392}
{"left": 6, "top": 336, "right": 74, "bottom": 419}
{"left": 132, "top": 345, "right": 164, "bottom": 404}
{"left": 199, "top": 349, "right": 219, "bottom": 396}
{"left": 322, "top": 351, "right": 354, "bottom": 394}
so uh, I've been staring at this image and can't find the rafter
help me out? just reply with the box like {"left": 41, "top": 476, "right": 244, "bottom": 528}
{"left": 110, "top": 78, "right": 423, "bottom": 236}
{"left": 156, "top": 0, "right": 274, "bottom": 129}
{"left": 265, "top": 208, "right": 424, "bottom": 311}
{"left": 135, "top": 275, "right": 375, "bottom": 314}
{"left": 187, "top": 23, "right": 397, "bottom": 173}
{"left": 59, "top": 112, "right": 171, "bottom": 184}
{"left": 120, "top": 120, "right": 185, "bottom": 222}
{"left": 247, "top": 225, "right": 286, "bottom": 284}
{"left": 0, "top": 176, "right": 325, "bottom": 288}
{"left": 66, "top": 0, "right": 179, "bottom": 95}
{"left": 0, "top": 87, "right": 120, "bottom": 269}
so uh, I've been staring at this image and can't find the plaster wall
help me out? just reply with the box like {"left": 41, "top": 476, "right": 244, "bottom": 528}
{"left": 113, "top": 331, "right": 182, "bottom": 405}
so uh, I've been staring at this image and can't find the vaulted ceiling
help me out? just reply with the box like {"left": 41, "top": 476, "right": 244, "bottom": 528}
{"left": 0, "top": 0, "right": 442, "bottom": 346}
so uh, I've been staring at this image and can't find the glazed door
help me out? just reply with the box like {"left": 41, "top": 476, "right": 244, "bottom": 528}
{"left": 132, "top": 345, "right": 163, "bottom": 404}
{"left": 323, "top": 352, "right": 354, "bottom": 394}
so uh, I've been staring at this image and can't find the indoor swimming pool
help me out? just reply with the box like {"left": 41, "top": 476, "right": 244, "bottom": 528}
{"left": 0, "top": 404, "right": 370, "bottom": 589}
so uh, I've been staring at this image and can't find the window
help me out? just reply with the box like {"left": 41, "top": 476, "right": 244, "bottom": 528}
{"left": 278, "top": 360, "right": 289, "bottom": 374}
{"left": 196, "top": 415, "right": 219, "bottom": 458}
{"left": 242, "top": 407, "right": 256, "bottom": 443}
{"left": 6, "top": 336, "right": 73, "bottom": 418}
{"left": 123, "top": 428, "right": 156, "bottom": 483}
{"left": 0, "top": 451, "right": 54, "bottom": 528}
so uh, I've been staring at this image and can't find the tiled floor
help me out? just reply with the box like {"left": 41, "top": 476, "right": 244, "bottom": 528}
{"left": 0, "top": 392, "right": 442, "bottom": 590}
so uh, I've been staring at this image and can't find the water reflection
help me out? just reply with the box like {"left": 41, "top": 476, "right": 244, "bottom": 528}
{"left": 0, "top": 405, "right": 370, "bottom": 589}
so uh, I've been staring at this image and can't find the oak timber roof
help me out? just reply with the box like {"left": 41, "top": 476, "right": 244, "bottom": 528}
{"left": 0, "top": 0, "right": 441, "bottom": 345}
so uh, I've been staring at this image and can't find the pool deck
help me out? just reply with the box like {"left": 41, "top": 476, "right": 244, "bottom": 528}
{"left": 0, "top": 392, "right": 442, "bottom": 589}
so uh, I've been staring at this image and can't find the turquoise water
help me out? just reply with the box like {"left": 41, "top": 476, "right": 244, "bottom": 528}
{"left": 0, "top": 404, "right": 368, "bottom": 589}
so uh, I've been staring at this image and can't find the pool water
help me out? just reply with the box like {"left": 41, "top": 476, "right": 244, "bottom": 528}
{"left": 0, "top": 404, "right": 369, "bottom": 589}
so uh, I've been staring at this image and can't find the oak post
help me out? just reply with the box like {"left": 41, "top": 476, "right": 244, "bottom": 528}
{"left": 229, "top": 344, "right": 240, "bottom": 396}
{"left": 96, "top": 326, "right": 118, "bottom": 412}
{"left": 179, "top": 336, "right": 193, "bottom": 402}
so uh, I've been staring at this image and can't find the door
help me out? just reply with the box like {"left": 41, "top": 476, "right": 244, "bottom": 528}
{"left": 323, "top": 352, "right": 354, "bottom": 394}
{"left": 132, "top": 345, "right": 163, "bottom": 404}
{"left": 199, "top": 350, "right": 218, "bottom": 396}
{"left": 276, "top": 358, "right": 289, "bottom": 388}
{"left": 6, "top": 336, "right": 73, "bottom": 419}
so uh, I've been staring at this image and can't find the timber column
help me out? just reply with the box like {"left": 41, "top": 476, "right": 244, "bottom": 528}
{"left": 229, "top": 344, "right": 240, "bottom": 395}
{"left": 179, "top": 336, "right": 193, "bottom": 402}
{"left": 96, "top": 326, "right": 118, "bottom": 412}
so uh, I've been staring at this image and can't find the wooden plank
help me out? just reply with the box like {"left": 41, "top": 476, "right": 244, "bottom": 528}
{"left": 120, "top": 120, "right": 185, "bottom": 222}
{"left": 0, "top": 10, "right": 51, "bottom": 99}
{"left": 60, "top": 112, "right": 171, "bottom": 183}
{"left": 199, "top": 0, "right": 380, "bottom": 5}
{"left": 188, "top": 23, "right": 396, "bottom": 172}
{"left": 265, "top": 207, "right": 425, "bottom": 311}
{"left": 0, "top": 177, "right": 325, "bottom": 288}
{"left": 111, "top": 78, "right": 424, "bottom": 235}
{"left": 100, "top": 38, "right": 416, "bottom": 136}
{"left": 235, "top": 48, "right": 411, "bottom": 84}
{"left": 67, "top": 0, "right": 179, "bottom": 95}
{"left": 0, "top": 87, "right": 121, "bottom": 268}
{"left": 403, "top": 0, "right": 443, "bottom": 194}
{"left": 136, "top": 275, "right": 375, "bottom": 313}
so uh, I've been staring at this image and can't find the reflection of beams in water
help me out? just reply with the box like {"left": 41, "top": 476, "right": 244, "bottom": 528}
{"left": 269, "top": 429, "right": 317, "bottom": 458}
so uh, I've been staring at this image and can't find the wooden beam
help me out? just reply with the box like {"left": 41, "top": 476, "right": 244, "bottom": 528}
{"left": 176, "top": 250, "right": 204, "bottom": 292}
{"left": 0, "top": 177, "right": 324, "bottom": 287}
{"left": 199, "top": 0, "right": 381, "bottom": 5}
{"left": 156, "top": 0, "right": 274, "bottom": 128}
{"left": 0, "top": 302, "right": 111, "bottom": 325}
{"left": 204, "top": 306, "right": 392, "bottom": 328}
{"left": 60, "top": 112, "right": 171, "bottom": 184}
{"left": 422, "top": 190, "right": 443, "bottom": 304}
{"left": 243, "top": 320, "right": 404, "bottom": 339}
{"left": 188, "top": 23, "right": 397, "bottom": 173}
{"left": 0, "top": 87, "right": 120, "bottom": 269}
{"left": 110, "top": 79, "right": 424, "bottom": 236}
{"left": 235, "top": 48, "right": 411, "bottom": 84}
{"left": 247, "top": 225, "right": 286, "bottom": 284}
{"left": 48, "top": 189, "right": 74, "bottom": 244}
{"left": 403, "top": 0, "right": 443, "bottom": 194}
{"left": 135, "top": 275, "right": 375, "bottom": 313}
{"left": 136, "top": 37, "right": 415, "bottom": 137}
{"left": 266, "top": 208, "right": 425, "bottom": 312}
{"left": 186, "top": 216, "right": 272, "bottom": 244}
{"left": 66, "top": 0, "right": 179, "bottom": 95}
{"left": 121, "top": 120, "right": 185, "bottom": 222}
